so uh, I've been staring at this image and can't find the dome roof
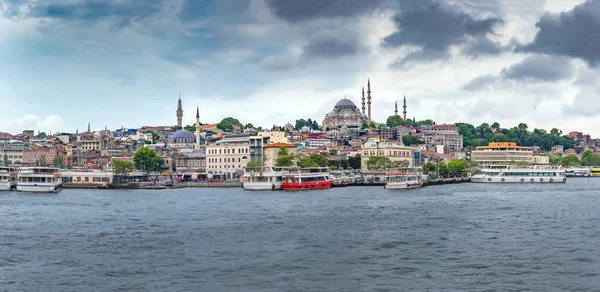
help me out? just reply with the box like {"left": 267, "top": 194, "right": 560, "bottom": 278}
{"left": 172, "top": 130, "right": 195, "bottom": 139}
{"left": 336, "top": 98, "right": 356, "bottom": 107}
{"left": 301, "top": 126, "right": 310, "bottom": 132}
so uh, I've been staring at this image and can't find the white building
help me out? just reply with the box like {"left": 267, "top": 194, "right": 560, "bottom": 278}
{"left": 306, "top": 138, "right": 332, "bottom": 149}
{"left": 360, "top": 138, "right": 413, "bottom": 170}
{"left": 532, "top": 155, "right": 550, "bottom": 165}
{"left": 471, "top": 142, "right": 533, "bottom": 165}
{"left": 420, "top": 124, "right": 463, "bottom": 153}
{"left": 206, "top": 135, "right": 251, "bottom": 179}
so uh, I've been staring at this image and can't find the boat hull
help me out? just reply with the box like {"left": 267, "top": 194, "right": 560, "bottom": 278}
{"left": 282, "top": 180, "right": 334, "bottom": 191}
{"left": 0, "top": 182, "right": 16, "bottom": 191}
{"left": 470, "top": 175, "right": 566, "bottom": 183}
{"left": 384, "top": 182, "right": 422, "bottom": 190}
{"left": 16, "top": 183, "right": 62, "bottom": 193}
{"left": 242, "top": 182, "right": 282, "bottom": 191}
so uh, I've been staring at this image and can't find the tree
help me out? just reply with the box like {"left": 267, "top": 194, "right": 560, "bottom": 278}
{"left": 366, "top": 156, "right": 392, "bottom": 170}
{"left": 514, "top": 160, "right": 531, "bottom": 166}
{"left": 298, "top": 157, "right": 318, "bottom": 167}
{"left": 361, "top": 122, "right": 370, "bottom": 129}
{"left": 447, "top": 159, "right": 468, "bottom": 176}
{"left": 348, "top": 154, "right": 361, "bottom": 169}
{"left": 329, "top": 149, "right": 338, "bottom": 156}
{"left": 582, "top": 150, "right": 600, "bottom": 166}
{"left": 561, "top": 154, "right": 580, "bottom": 166}
{"left": 133, "top": 146, "right": 164, "bottom": 173}
{"left": 294, "top": 119, "right": 308, "bottom": 131}
{"left": 244, "top": 123, "right": 255, "bottom": 130}
{"left": 275, "top": 147, "right": 295, "bottom": 167}
{"left": 402, "top": 135, "right": 424, "bottom": 146}
{"left": 113, "top": 160, "right": 134, "bottom": 184}
{"left": 217, "top": 117, "right": 243, "bottom": 131}
{"left": 437, "top": 162, "right": 449, "bottom": 177}
{"left": 52, "top": 154, "right": 65, "bottom": 169}
{"left": 183, "top": 124, "right": 196, "bottom": 132}
{"left": 2, "top": 153, "right": 8, "bottom": 167}
{"left": 308, "top": 154, "right": 328, "bottom": 167}
{"left": 36, "top": 154, "right": 47, "bottom": 167}
{"left": 386, "top": 115, "right": 403, "bottom": 128}
{"left": 422, "top": 162, "right": 436, "bottom": 175}
{"left": 246, "top": 161, "right": 262, "bottom": 170}
{"left": 173, "top": 125, "right": 183, "bottom": 130}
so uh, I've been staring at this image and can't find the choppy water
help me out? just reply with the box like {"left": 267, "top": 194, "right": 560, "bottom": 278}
{"left": 2, "top": 180, "right": 600, "bottom": 291}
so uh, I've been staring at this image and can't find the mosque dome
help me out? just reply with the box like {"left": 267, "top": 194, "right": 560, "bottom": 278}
{"left": 171, "top": 130, "right": 196, "bottom": 143}
{"left": 301, "top": 126, "right": 310, "bottom": 132}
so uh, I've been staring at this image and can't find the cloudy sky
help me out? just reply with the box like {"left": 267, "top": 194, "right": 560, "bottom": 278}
{"left": 1, "top": 0, "right": 599, "bottom": 136}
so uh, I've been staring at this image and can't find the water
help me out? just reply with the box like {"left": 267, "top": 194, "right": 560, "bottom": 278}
{"left": 2, "top": 180, "right": 600, "bottom": 291}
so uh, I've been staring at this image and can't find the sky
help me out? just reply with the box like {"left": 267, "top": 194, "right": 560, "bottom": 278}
{"left": 1, "top": 0, "right": 599, "bottom": 136}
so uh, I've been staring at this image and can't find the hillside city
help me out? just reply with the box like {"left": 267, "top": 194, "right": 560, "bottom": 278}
{"left": 2, "top": 90, "right": 598, "bottom": 182}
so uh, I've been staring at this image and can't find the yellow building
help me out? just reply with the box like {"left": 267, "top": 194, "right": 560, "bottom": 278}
{"left": 471, "top": 142, "right": 533, "bottom": 165}
{"left": 258, "top": 130, "right": 289, "bottom": 144}
{"left": 360, "top": 138, "right": 413, "bottom": 170}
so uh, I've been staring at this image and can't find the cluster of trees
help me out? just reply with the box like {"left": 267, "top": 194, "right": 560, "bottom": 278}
{"left": 421, "top": 159, "right": 469, "bottom": 177}
{"left": 112, "top": 160, "right": 134, "bottom": 184}
{"left": 275, "top": 147, "right": 295, "bottom": 167}
{"left": 273, "top": 147, "right": 361, "bottom": 170}
{"left": 386, "top": 115, "right": 435, "bottom": 128}
{"left": 549, "top": 151, "right": 600, "bottom": 166}
{"left": 402, "top": 135, "right": 424, "bottom": 146}
{"left": 295, "top": 119, "right": 320, "bottom": 131}
{"left": 365, "top": 156, "right": 408, "bottom": 170}
{"left": 133, "top": 147, "right": 164, "bottom": 173}
{"left": 52, "top": 155, "right": 65, "bottom": 169}
{"left": 35, "top": 154, "right": 46, "bottom": 167}
{"left": 456, "top": 122, "right": 576, "bottom": 151}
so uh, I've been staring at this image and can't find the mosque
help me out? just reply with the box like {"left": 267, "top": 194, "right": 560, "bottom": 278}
{"left": 322, "top": 80, "right": 408, "bottom": 130}
{"left": 170, "top": 95, "right": 202, "bottom": 149}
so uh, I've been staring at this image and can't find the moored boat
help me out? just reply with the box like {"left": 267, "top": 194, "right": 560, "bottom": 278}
{"left": 241, "top": 167, "right": 284, "bottom": 191}
{"left": 565, "top": 167, "right": 591, "bottom": 177}
{"left": 470, "top": 165, "right": 566, "bottom": 184}
{"left": 0, "top": 167, "right": 18, "bottom": 191}
{"left": 384, "top": 168, "right": 424, "bottom": 190}
{"left": 281, "top": 167, "right": 334, "bottom": 191}
{"left": 16, "top": 167, "right": 63, "bottom": 193}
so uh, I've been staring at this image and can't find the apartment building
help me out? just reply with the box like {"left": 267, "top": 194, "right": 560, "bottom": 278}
{"left": 420, "top": 124, "right": 463, "bottom": 153}
{"left": 360, "top": 138, "right": 413, "bottom": 170}
{"left": 206, "top": 134, "right": 251, "bottom": 179}
{"left": 471, "top": 142, "right": 533, "bottom": 165}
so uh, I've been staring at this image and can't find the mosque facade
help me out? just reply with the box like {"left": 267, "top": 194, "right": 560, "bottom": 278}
{"left": 322, "top": 79, "right": 373, "bottom": 130}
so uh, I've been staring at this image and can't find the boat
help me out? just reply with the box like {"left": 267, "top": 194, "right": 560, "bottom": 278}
{"left": 592, "top": 168, "right": 600, "bottom": 177}
{"left": 470, "top": 165, "right": 567, "bottom": 183}
{"left": 241, "top": 167, "right": 284, "bottom": 191}
{"left": 384, "top": 168, "right": 424, "bottom": 190}
{"left": 281, "top": 167, "right": 334, "bottom": 191}
{"left": 0, "top": 167, "right": 18, "bottom": 191}
{"left": 16, "top": 167, "right": 63, "bottom": 193}
{"left": 565, "top": 167, "right": 591, "bottom": 177}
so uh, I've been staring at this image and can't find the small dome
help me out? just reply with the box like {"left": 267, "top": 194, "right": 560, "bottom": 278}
{"left": 171, "top": 130, "right": 195, "bottom": 139}
{"left": 301, "top": 126, "right": 310, "bottom": 132}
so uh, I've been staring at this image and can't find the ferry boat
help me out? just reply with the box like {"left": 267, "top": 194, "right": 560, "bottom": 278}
{"left": 384, "top": 168, "right": 424, "bottom": 190}
{"left": 0, "top": 167, "right": 18, "bottom": 191}
{"left": 470, "top": 165, "right": 567, "bottom": 184}
{"left": 16, "top": 167, "right": 63, "bottom": 193}
{"left": 281, "top": 167, "right": 334, "bottom": 191}
{"left": 565, "top": 167, "right": 591, "bottom": 177}
{"left": 241, "top": 167, "right": 284, "bottom": 191}
{"left": 592, "top": 168, "right": 600, "bottom": 177}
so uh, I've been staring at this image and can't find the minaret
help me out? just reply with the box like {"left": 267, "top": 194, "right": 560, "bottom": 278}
{"left": 361, "top": 87, "right": 366, "bottom": 114}
{"left": 176, "top": 94, "right": 183, "bottom": 128}
{"left": 394, "top": 101, "right": 398, "bottom": 115}
{"left": 367, "top": 79, "right": 372, "bottom": 122}
{"left": 195, "top": 106, "right": 201, "bottom": 149}
{"left": 87, "top": 122, "right": 90, "bottom": 132}
{"left": 403, "top": 95, "right": 407, "bottom": 120}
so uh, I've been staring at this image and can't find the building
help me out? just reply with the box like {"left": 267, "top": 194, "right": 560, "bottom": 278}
{"left": 551, "top": 145, "right": 564, "bottom": 154}
{"left": 80, "top": 136, "right": 102, "bottom": 151}
{"left": 169, "top": 130, "right": 197, "bottom": 149}
{"left": 1, "top": 141, "right": 25, "bottom": 165}
{"left": 206, "top": 134, "right": 251, "bottom": 179}
{"left": 471, "top": 142, "right": 533, "bottom": 165}
{"left": 258, "top": 130, "right": 289, "bottom": 144}
{"left": 532, "top": 155, "right": 550, "bottom": 165}
{"left": 322, "top": 97, "right": 370, "bottom": 130}
{"left": 173, "top": 149, "right": 206, "bottom": 172}
{"left": 306, "top": 138, "right": 332, "bottom": 149}
{"left": 262, "top": 143, "right": 297, "bottom": 168}
{"left": 360, "top": 138, "right": 413, "bottom": 170}
{"left": 420, "top": 124, "right": 464, "bottom": 153}
{"left": 249, "top": 135, "right": 270, "bottom": 164}
{"left": 23, "top": 147, "right": 67, "bottom": 167}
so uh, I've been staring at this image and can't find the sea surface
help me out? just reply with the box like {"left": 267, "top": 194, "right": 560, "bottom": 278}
{"left": 2, "top": 180, "right": 600, "bottom": 292}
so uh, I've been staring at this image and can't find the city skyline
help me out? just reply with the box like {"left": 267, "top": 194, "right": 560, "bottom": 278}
{"left": 1, "top": 0, "right": 599, "bottom": 136}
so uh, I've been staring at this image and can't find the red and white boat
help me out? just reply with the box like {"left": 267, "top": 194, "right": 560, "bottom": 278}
{"left": 281, "top": 167, "right": 334, "bottom": 191}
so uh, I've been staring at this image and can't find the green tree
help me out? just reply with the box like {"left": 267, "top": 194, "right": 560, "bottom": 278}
{"left": 2, "top": 153, "right": 8, "bottom": 167}
{"left": 244, "top": 123, "right": 255, "bottom": 129}
{"left": 361, "top": 122, "right": 370, "bottom": 129}
{"left": 246, "top": 161, "right": 262, "bottom": 170}
{"left": 386, "top": 115, "right": 403, "bottom": 128}
{"left": 348, "top": 154, "right": 361, "bottom": 169}
{"left": 133, "top": 146, "right": 164, "bottom": 173}
{"left": 422, "top": 162, "right": 437, "bottom": 175}
{"left": 275, "top": 147, "right": 295, "bottom": 167}
{"left": 217, "top": 117, "right": 243, "bottom": 131}
{"left": 581, "top": 150, "right": 600, "bottom": 166}
{"left": 52, "top": 154, "right": 65, "bottom": 169}
{"left": 402, "top": 135, "right": 424, "bottom": 146}
{"left": 561, "top": 154, "right": 580, "bottom": 166}
{"left": 184, "top": 124, "right": 196, "bottom": 132}
{"left": 329, "top": 149, "right": 338, "bottom": 156}
{"left": 514, "top": 160, "right": 531, "bottom": 166}
{"left": 447, "top": 159, "right": 468, "bottom": 176}
{"left": 298, "top": 157, "right": 318, "bottom": 167}
{"left": 294, "top": 119, "right": 308, "bottom": 131}
{"left": 366, "top": 156, "right": 392, "bottom": 170}
{"left": 437, "top": 162, "right": 449, "bottom": 177}
{"left": 36, "top": 154, "right": 47, "bottom": 167}
{"left": 113, "top": 160, "right": 134, "bottom": 184}
{"left": 415, "top": 119, "right": 435, "bottom": 126}
{"left": 173, "top": 125, "right": 183, "bottom": 130}
{"left": 308, "top": 154, "right": 328, "bottom": 167}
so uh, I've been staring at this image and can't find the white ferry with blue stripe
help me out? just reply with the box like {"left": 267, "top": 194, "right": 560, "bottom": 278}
{"left": 17, "top": 167, "right": 63, "bottom": 193}
{"left": 470, "top": 165, "right": 566, "bottom": 184}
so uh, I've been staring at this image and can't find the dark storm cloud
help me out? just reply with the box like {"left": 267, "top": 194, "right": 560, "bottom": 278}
{"left": 518, "top": 0, "right": 600, "bottom": 67}
{"left": 264, "top": 0, "right": 393, "bottom": 23}
{"left": 501, "top": 55, "right": 574, "bottom": 82}
{"left": 300, "top": 29, "right": 360, "bottom": 59}
{"left": 384, "top": 0, "right": 504, "bottom": 68}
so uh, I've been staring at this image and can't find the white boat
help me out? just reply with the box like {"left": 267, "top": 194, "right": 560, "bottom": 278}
{"left": 470, "top": 165, "right": 567, "bottom": 184}
{"left": 384, "top": 168, "right": 424, "bottom": 190}
{"left": 0, "top": 167, "right": 18, "bottom": 191}
{"left": 16, "top": 167, "right": 63, "bottom": 193}
{"left": 565, "top": 167, "right": 591, "bottom": 177}
{"left": 241, "top": 167, "right": 284, "bottom": 191}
